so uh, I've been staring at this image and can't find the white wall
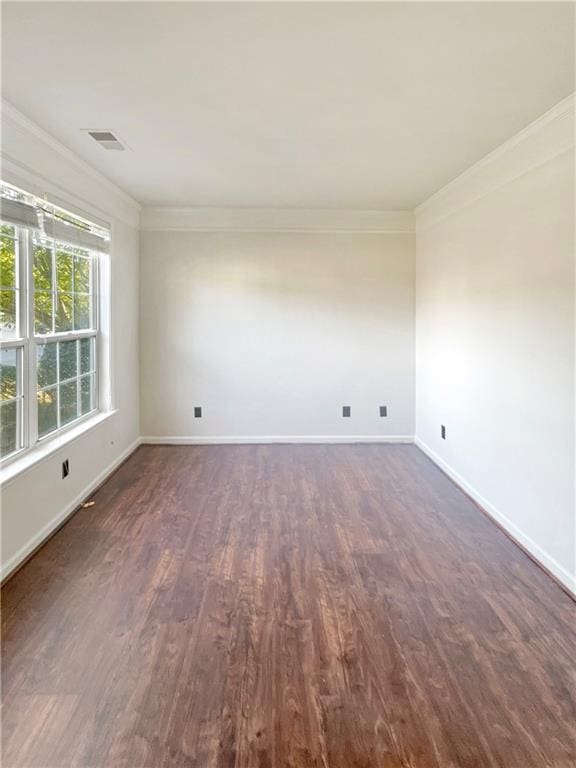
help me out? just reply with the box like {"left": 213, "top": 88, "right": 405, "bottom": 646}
{"left": 0, "top": 104, "right": 141, "bottom": 578}
{"left": 140, "top": 228, "right": 415, "bottom": 440}
{"left": 415, "top": 97, "right": 575, "bottom": 593}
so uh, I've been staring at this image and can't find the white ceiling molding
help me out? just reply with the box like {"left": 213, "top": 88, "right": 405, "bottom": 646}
{"left": 1, "top": 100, "right": 141, "bottom": 228}
{"left": 415, "top": 93, "right": 576, "bottom": 233}
{"left": 140, "top": 207, "right": 415, "bottom": 234}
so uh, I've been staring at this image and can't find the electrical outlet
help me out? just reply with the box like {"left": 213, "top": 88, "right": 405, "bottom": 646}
{"left": 379, "top": 405, "right": 388, "bottom": 417}
{"left": 62, "top": 459, "right": 70, "bottom": 479}
{"left": 441, "top": 425, "right": 446, "bottom": 440}
{"left": 342, "top": 406, "right": 351, "bottom": 418}
{"left": 194, "top": 407, "right": 202, "bottom": 418}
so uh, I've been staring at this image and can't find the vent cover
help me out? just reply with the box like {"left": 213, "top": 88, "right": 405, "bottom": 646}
{"left": 87, "top": 130, "right": 125, "bottom": 151}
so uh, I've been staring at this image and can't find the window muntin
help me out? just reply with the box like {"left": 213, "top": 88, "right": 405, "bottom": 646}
{"left": 0, "top": 180, "right": 108, "bottom": 463}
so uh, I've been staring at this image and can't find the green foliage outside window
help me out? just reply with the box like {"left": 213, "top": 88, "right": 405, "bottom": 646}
{"left": 0, "top": 400, "right": 17, "bottom": 456}
{"left": 33, "top": 239, "right": 92, "bottom": 334}
{"left": 1, "top": 225, "right": 17, "bottom": 336}
{"left": 1, "top": 225, "right": 16, "bottom": 286}
{"left": 1, "top": 225, "right": 19, "bottom": 455}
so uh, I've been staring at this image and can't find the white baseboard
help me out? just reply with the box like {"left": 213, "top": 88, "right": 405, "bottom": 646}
{"left": 141, "top": 434, "right": 415, "bottom": 445}
{"left": 1, "top": 437, "right": 141, "bottom": 582}
{"left": 415, "top": 437, "right": 576, "bottom": 597}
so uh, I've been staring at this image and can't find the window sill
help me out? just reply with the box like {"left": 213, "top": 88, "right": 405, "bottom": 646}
{"left": 0, "top": 409, "right": 117, "bottom": 487}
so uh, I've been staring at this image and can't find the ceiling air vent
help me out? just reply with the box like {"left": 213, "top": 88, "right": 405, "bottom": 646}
{"left": 87, "top": 130, "right": 125, "bottom": 151}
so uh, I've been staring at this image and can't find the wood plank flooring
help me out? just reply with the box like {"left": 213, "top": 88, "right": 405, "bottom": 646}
{"left": 2, "top": 444, "right": 575, "bottom": 768}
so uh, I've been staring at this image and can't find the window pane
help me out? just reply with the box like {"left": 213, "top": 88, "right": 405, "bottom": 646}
{"left": 1, "top": 234, "right": 16, "bottom": 289}
{"left": 0, "top": 400, "right": 18, "bottom": 457}
{"left": 74, "top": 293, "right": 91, "bottom": 330}
{"left": 0, "top": 290, "right": 16, "bottom": 338}
{"left": 59, "top": 379, "right": 78, "bottom": 426}
{"left": 56, "top": 249, "right": 73, "bottom": 292}
{"left": 33, "top": 241, "right": 53, "bottom": 292}
{"left": 74, "top": 255, "right": 90, "bottom": 293}
{"left": 34, "top": 291, "right": 54, "bottom": 335}
{"left": 38, "top": 387, "right": 58, "bottom": 437}
{"left": 1, "top": 348, "right": 18, "bottom": 400}
{"left": 37, "top": 342, "right": 58, "bottom": 388}
{"left": 80, "top": 337, "right": 94, "bottom": 374}
{"left": 59, "top": 339, "right": 77, "bottom": 381}
{"left": 55, "top": 292, "right": 73, "bottom": 332}
{"left": 80, "top": 373, "right": 94, "bottom": 415}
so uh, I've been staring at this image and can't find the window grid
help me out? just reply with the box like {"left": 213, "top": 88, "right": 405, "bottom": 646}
{"left": 36, "top": 337, "right": 97, "bottom": 440}
{"left": 33, "top": 237, "right": 95, "bottom": 336}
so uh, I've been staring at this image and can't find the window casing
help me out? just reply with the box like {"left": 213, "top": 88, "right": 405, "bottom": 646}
{"left": 0, "top": 182, "right": 109, "bottom": 464}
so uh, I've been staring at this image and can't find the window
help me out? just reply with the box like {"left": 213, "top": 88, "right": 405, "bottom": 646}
{"left": 0, "top": 181, "right": 109, "bottom": 464}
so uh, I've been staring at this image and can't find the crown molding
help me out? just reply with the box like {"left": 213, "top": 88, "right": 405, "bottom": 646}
{"left": 415, "top": 92, "right": 576, "bottom": 232}
{"left": 140, "top": 207, "right": 415, "bottom": 234}
{"left": 1, "top": 99, "right": 141, "bottom": 215}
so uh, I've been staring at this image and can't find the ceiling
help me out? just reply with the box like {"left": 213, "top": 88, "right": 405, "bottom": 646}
{"left": 2, "top": 2, "right": 574, "bottom": 209}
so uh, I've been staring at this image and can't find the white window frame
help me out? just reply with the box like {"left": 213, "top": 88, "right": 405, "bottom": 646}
{"left": 0, "top": 186, "right": 108, "bottom": 467}
{"left": 1, "top": 225, "right": 29, "bottom": 461}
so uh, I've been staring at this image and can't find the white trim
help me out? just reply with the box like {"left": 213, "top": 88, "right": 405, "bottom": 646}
{"left": 0, "top": 437, "right": 141, "bottom": 582}
{"left": 1, "top": 100, "right": 140, "bottom": 212}
{"left": 415, "top": 437, "right": 576, "bottom": 597}
{"left": 141, "top": 434, "right": 415, "bottom": 445}
{"left": 140, "top": 207, "right": 415, "bottom": 234}
{"left": 415, "top": 92, "right": 576, "bottom": 232}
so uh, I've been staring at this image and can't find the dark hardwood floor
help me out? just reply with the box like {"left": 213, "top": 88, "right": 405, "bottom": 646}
{"left": 2, "top": 444, "right": 575, "bottom": 768}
